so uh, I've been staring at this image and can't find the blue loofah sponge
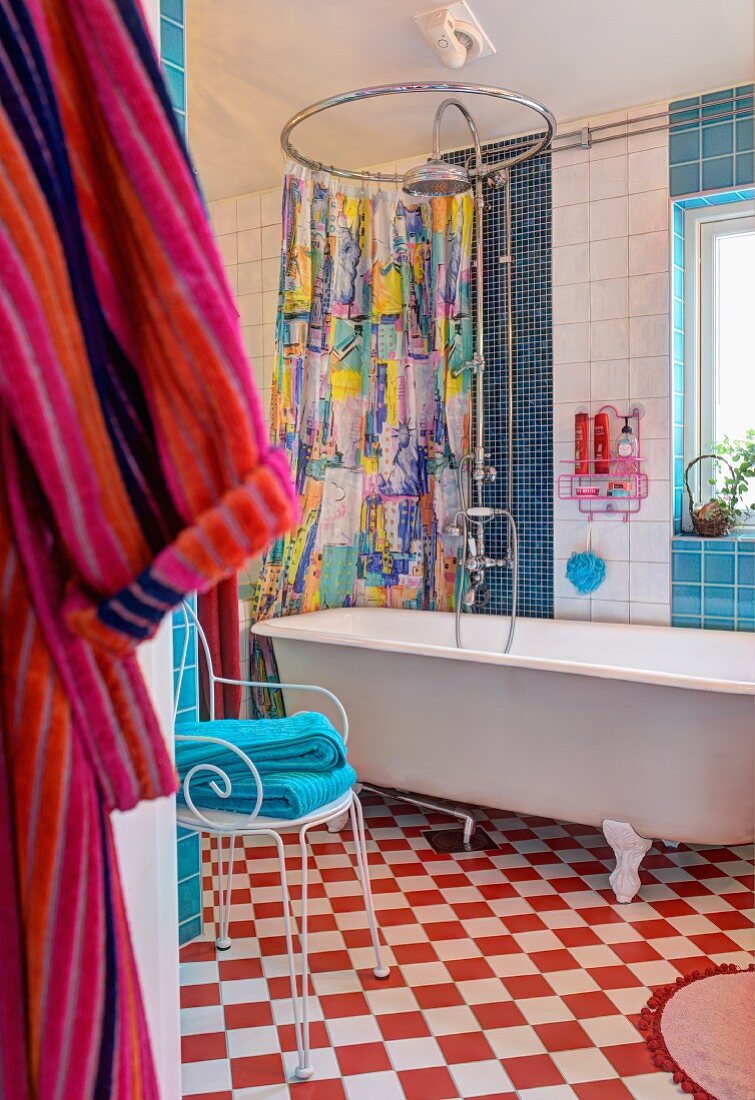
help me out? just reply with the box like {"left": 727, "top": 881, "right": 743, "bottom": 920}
{"left": 566, "top": 550, "right": 606, "bottom": 594}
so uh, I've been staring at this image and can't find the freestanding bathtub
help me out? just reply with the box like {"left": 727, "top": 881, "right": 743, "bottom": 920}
{"left": 252, "top": 609, "right": 755, "bottom": 902}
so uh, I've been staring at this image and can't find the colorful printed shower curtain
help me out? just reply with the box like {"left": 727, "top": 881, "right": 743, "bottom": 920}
{"left": 253, "top": 168, "right": 472, "bottom": 623}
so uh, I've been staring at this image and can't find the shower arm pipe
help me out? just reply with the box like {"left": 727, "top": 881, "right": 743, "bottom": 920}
{"left": 503, "top": 167, "right": 513, "bottom": 517}
{"left": 280, "top": 82, "right": 555, "bottom": 185}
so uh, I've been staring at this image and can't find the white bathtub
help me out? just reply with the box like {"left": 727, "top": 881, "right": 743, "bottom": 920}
{"left": 253, "top": 609, "right": 754, "bottom": 901}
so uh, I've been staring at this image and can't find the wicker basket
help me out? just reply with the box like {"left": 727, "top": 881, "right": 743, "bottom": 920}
{"left": 684, "top": 453, "right": 736, "bottom": 537}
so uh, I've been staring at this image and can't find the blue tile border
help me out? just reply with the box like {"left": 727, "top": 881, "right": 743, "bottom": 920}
{"left": 669, "top": 86, "right": 753, "bottom": 197}
{"left": 160, "top": 0, "right": 186, "bottom": 136}
{"left": 671, "top": 534, "right": 755, "bottom": 630}
{"left": 172, "top": 597, "right": 202, "bottom": 940}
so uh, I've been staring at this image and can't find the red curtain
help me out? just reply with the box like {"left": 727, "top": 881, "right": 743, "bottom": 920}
{"left": 198, "top": 577, "right": 242, "bottom": 720}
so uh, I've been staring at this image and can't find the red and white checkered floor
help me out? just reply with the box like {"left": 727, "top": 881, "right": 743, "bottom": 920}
{"left": 179, "top": 793, "right": 754, "bottom": 1100}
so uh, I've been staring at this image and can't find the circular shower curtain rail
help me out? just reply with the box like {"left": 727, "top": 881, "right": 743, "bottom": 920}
{"left": 280, "top": 81, "right": 556, "bottom": 184}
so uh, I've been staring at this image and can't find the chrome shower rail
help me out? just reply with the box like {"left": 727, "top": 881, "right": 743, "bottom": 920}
{"left": 280, "top": 81, "right": 556, "bottom": 184}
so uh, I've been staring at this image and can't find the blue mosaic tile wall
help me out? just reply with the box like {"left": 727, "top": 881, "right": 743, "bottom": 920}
{"left": 160, "top": 2, "right": 199, "bottom": 944}
{"left": 672, "top": 536, "right": 754, "bottom": 631}
{"left": 669, "top": 85, "right": 753, "bottom": 196}
{"left": 172, "top": 598, "right": 203, "bottom": 944}
{"left": 159, "top": 0, "right": 186, "bottom": 137}
{"left": 448, "top": 136, "right": 553, "bottom": 617}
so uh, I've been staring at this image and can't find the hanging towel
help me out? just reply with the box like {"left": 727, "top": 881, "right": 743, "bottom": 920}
{"left": 176, "top": 712, "right": 349, "bottom": 775}
{"left": 0, "top": 1, "right": 296, "bottom": 1097}
{"left": 198, "top": 577, "right": 242, "bottom": 719}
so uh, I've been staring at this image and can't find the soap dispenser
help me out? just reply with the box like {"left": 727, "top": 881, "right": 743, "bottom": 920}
{"left": 615, "top": 416, "right": 638, "bottom": 474}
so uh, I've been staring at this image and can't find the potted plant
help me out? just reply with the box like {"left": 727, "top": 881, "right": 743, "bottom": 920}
{"left": 685, "top": 430, "right": 755, "bottom": 537}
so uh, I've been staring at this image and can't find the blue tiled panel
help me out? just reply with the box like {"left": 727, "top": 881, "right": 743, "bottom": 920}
{"left": 671, "top": 535, "right": 755, "bottom": 631}
{"left": 448, "top": 136, "right": 553, "bottom": 618}
{"left": 160, "top": 0, "right": 186, "bottom": 135}
{"left": 669, "top": 86, "right": 753, "bottom": 197}
{"left": 172, "top": 598, "right": 202, "bottom": 942}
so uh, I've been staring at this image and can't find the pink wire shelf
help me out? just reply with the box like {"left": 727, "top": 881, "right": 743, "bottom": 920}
{"left": 558, "top": 406, "right": 648, "bottom": 520}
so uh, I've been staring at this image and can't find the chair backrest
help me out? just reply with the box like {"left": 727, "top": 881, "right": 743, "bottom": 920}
{"left": 174, "top": 599, "right": 218, "bottom": 725}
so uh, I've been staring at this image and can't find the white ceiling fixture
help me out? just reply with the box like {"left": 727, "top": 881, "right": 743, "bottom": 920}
{"left": 413, "top": 2, "right": 495, "bottom": 69}
{"left": 187, "top": 0, "right": 754, "bottom": 201}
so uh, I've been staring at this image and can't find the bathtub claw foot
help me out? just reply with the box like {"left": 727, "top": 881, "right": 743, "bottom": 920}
{"left": 327, "top": 810, "right": 349, "bottom": 833}
{"left": 603, "top": 819, "right": 652, "bottom": 904}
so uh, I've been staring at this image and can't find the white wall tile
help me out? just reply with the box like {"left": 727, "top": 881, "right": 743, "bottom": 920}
{"left": 237, "top": 193, "right": 261, "bottom": 231}
{"left": 591, "top": 600, "right": 630, "bottom": 623}
{"left": 554, "top": 322, "right": 590, "bottom": 364}
{"left": 553, "top": 282, "right": 590, "bottom": 324}
{"left": 553, "top": 203, "right": 589, "bottom": 246}
{"left": 639, "top": 480, "right": 671, "bottom": 520}
{"left": 628, "top": 146, "right": 667, "bottom": 193}
{"left": 215, "top": 233, "right": 238, "bottom": 265}
{"left": 238, "top": 261, "right": 262, "bottom": 295}
{"left": 242, "top": 325, "right": 263, "bottom": 359}
{"left": 553, "top": 162, "right": 589, "bottom": 207}
{"left": 589, "top": 196, "right": 628, "bottom": 240}
{"left": 591, "top": 520, "right": 630, "bottom": 561}
{"left": 213, "top": 199, "right": 237, "bottom": 235}
{"left": 628, "top": 231, "right": 669, "bottom": 275}
{"left": 238, "top": 228, "right": 261, "bottom": 263}
{"left": 629, "top": 273, "right": 669, "bottom": 317}
{"left": 552, "top": 321, "right": 594, "bottom": 365}
{"left": 261, "top": 224, "right": 282, "bottom": 259}
{"left": 260, "top": 189, "right": 282, "bottom": 226}
{"left": 630, "top": 602, "right": 670, "bottom": 625}
{"left": 553, "top": 361, "right": 590, "bottom": 403}
{"left": 640, "top": 397, "right": 670, "bottom": 439}
{"left": 629, "top": 561, "right": 669, "bottom": 604}
{"left": 590, "top": 358, "right": 629, "bottom": 402}
{"left": 594, "top": 559, "right": 629, "bottom": 600}
{"left": 642, "top": 439, "right": 670, "bottom": 481}
{"left": 554, "top": 519, "right": 590, "bottom": 560}
{"left": 628, "top": 189, "right": 669, "bottom": 235}
{"left": 262, "top": 323, "right": 277, "bottom": 357}
{"left": 627, "top": 104, "right": 667, "bottom": 152}
{"left": 262, "top": 257, "right": 280, "bottom": 292}
{"left": 629, "top": 314, "right": 669, "bottom": 358}
{"left": 589, "top": 238, "right": 628, "bottom": 280}
{"left": 588, "top": 111, "right": 628, "bottom": 160}
{"left": 630, "top": 521, "right": 671, "bottom": 562}
{"left": 630, "top": 356, "right": 670, "bottom": 399}
{"left": 590, "top": 278, "right": 628, "bottom": 321}
{"left": 553, "top": 402, "right": 587, "bottom": 443}
{"left": 589, "top": 155, "right": 627, "bottom": 200}
{"left": 590, "top": 317, "right": 629, "bottom": 360}
{"left": 238, "top": 293, "right": 262, "bottom": 327}
{"left": 223, "top": 265, "right": 238, "bottom": 297}
{"left": 553, "top": 243, "right": 589, "bottom": 286}
{"left": 262, "top": 289, "right": 278, "bottom": 325}
{"left": 554, "top": 595, "right": 591, "bottom": 621}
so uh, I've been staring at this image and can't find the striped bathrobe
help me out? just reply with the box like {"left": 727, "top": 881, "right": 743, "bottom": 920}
{"left": 0, "top": 0, "right": 295, "bottom": 1096}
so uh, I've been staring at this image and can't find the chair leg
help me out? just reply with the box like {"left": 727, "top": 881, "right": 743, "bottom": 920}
{"left": 215, "top": 833, "right": 236, "bottom": 950}
{"left": 271, "top": 832, "right": 310, "bottom": 1081}
{"left": 349, "top": 795, "right": 390, "bottom": 980}
{"left": 294, "top": 824, "right": 315, "bottom": 1080}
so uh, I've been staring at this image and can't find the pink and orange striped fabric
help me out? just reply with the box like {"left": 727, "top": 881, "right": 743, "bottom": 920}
{"left": 0, "top": 0, "right": 295, "bottom": 1095}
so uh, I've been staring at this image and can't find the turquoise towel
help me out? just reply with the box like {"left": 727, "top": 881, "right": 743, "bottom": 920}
{"left": 176, "top": 712, "right": 347, "bottom": 775}
{"left": 176, "top": 761, "right": 357, "bottom": 820}
{"left": 175, "top": 712, "right": 356, "bottom": 819}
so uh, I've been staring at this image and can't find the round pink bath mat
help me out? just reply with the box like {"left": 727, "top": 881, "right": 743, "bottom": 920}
{"left": 638, "top": 963, "right": 755, "bottom": 1099}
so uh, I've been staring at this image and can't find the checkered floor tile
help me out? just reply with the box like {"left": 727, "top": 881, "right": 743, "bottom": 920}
{"left": 179, "top": 793, "right": 754, "bottom": 1099}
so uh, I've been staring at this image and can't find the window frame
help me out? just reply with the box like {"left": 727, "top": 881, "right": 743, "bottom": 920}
{"left": 682, "top": 197, "right": 755, "bottom": 526}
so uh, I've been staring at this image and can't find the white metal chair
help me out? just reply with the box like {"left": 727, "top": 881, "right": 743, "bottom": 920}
{"left": 173, "top": 601, "right": 388, "bottom": 1080}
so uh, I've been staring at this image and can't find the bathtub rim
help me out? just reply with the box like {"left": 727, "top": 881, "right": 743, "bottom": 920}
{"left": 252, "top": 610, "right": 755, "bottom": 697}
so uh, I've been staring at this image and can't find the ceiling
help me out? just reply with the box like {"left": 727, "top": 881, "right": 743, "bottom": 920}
{"left": 186, "top": 0, "right": 754, "bottom": 201}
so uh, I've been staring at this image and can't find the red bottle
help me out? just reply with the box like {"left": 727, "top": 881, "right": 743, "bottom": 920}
{"left": 575, "top": 412, "right": 589, "bottom": 475}
{"left": 594, "top": 411, "right": 611, "bottom": 475}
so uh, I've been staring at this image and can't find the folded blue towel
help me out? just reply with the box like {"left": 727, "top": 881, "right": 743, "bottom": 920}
{"left": 177, "top": 760, "right": 357, "bottom": 820}
{"left": 175, "top": 712, "right": 356, "bottom": 819}
{"left": 175, "top": 712, "right": 347, "bottom": 775}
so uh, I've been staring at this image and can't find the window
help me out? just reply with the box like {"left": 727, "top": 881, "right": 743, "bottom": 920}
{"left": 683, "top": 198, "right": 755, "bottom": 524}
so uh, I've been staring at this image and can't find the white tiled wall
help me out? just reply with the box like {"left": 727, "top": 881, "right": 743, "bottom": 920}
{"left": 552, "top": 105, "right": 672, "bottom": 626}
{"left": 210, "top": 186, "right": 284, "bottom": 427}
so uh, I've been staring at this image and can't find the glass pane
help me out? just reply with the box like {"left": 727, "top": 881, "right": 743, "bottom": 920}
{"left": 715, "top": 227, "right": 755, "bottom": 508}
{"left": 715, "top": 228, "right": 755, "bottom": 443}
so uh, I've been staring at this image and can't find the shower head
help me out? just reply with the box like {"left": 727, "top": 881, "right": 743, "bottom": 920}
{"left": 402, "top": 157, "right": 471, "bottom": 197}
